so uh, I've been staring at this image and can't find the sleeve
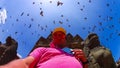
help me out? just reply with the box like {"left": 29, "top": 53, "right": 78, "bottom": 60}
{"left": 29, "top": 47, "right": 46, "bottom": 68}
{"left": 29, "top": 47, "right": 46, "bottom": 60}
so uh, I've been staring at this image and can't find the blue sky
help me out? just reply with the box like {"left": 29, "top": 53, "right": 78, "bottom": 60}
{"left": 0, "top": 0, "right": 120, "bottom": 61}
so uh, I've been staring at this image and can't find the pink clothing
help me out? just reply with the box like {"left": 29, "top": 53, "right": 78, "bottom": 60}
{"left": 30, "top": 47, "right": 83, "bottom": 68}
{"left": 49, "top": 42, "right": 56, "bottom": 48}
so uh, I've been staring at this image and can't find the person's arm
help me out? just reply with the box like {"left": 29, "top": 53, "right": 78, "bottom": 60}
{"left": 24, "top": 56, "right": 37, "bottom": 68}
{"left": 0, "top": 56, "right": 34, "bottom": 68}
{"left": 23, "top": 56, "right": 35, "bottom": 66}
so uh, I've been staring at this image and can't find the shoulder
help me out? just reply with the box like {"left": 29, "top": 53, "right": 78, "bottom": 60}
{"left": 32, "top": 47, "right": 57, "bottom": 52}
{"left": 29, "top": 47, "right": 48, "bottom": 58}
{"left": 35, "top": 47, "right": 47, "bottom": 50}
{"left": 33, "top": 47, "right": 48, "bottom": 52}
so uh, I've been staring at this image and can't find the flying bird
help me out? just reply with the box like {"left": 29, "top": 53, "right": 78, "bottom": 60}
{"left": 53, "top": 20, "right": 56, "bottom": 24}
{"left": 59, "top": 21, "right": 63, "bottom": 24}
{"left": 40, "top": 11, "right": 43, "bottom": 16}
{"left": 57, "top": 1, "right": 63, "bottom": 6}
{"left": 106, "top": 3, "right": 110, "bottom": 7}
{"left": 92, "top": 25, "right": 96, "bottom": 31}
{"left": 66, "top": 19, "right": 69, "bottom": 22}
{"left": 82, "top": 27, "right": 86, "bottom": 30}
{"left": 77, "top": 2, "right": 80, "bottom": 4}
{"left": 28, "top": 24, "right": 32, "bottom": 28}
{"left": 68, "top": 25, "right": 71, "bottom": 27}
{"left": 50, "top": 1, "right": 52, "bottom": 3}
{"left": 38, "top": 24, "right": 40, "bottom": 27}
{"left": 16, "top": 19, "right": 19, "bottom": 22}
{"left": 21, "top": 12, "right": 24, "bottom": 16}
{"left": 40, "top": 2, "right": 42, "bottom": 4}
{"left": 84, "top": 17, "right": 87, "bottom": 20}
{"left": 31, "top": 18, "right": 34, "bottom": 21}
{"left": 41, "top": 26, "right": 44, "bottom": 30}
{"left": 27, "top": 13, "right": 29, "bottom": 16}
{"left": 88, "top": 0, "right": 92, "bottom": 3}
{"left": 15, "top": 31, "right": 18, "bottom": 34}
{"left": 45, "top": 25, "right": 48, "bottom": 28}
{"left": 98, "top": 15, "right": 101, "bottom": 18}
{"left": 40, "top": 8, "right": 42, "bottom": 10}
{"left": 33, "top": 2, "right": 35, "bottom": 4}
{"left": 80, "top": 8, "right": 83, "bottom": 11}
{"left": 118, "top": 33, "right": 120, "bottom": 36}
{"left": 99, "top": 22, "right": 102, "bottom": 26}
{"left": 61, "top": 15, "right": 64, "bottom": 17}
{"left": 2, "top": 30, "right": 4, "bottom": 32}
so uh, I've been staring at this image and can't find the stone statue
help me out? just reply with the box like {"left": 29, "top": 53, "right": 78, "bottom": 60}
{"left": 83, "top": 33, "right": 117, "bottom": 68}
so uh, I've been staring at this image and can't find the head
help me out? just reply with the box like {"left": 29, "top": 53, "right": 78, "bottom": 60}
{"left": 52, "top": 27, "right": 66, "bottom": 48}
{"left": 0, "top": 41, "right": 1, "bottom": 45}
{"left": 6, "top": 36, "right": 12, "bottom": 46}
{"left": 84, "top": 33, "right": 100, "bottom": 49}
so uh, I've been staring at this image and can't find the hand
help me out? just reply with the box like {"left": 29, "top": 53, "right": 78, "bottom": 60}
{"left": 72, "top": 49, "right": 88, "bottom": 68}
{"left": 73, "top": 49, "right": 87, "bottom": 62}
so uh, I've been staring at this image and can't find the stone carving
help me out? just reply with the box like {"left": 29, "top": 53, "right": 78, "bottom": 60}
{"left": 0, "top": 36, "right": 18, "bottom": 65}
{"left": 83, "top": 33, "right": 117, "bottom": 68}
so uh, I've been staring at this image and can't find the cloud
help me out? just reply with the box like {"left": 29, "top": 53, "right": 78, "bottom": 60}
{"left": 0, "top": 8, "right": 7, "bottom": 24}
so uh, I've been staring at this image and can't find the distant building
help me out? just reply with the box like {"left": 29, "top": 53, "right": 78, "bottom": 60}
{"left": 29, "top": 33, "right": 84, "bottom": 53}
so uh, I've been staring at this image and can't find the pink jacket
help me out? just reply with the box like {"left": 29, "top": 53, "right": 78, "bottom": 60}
{"left": 29, "top": 42, "right": 83, "bottom": 68}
